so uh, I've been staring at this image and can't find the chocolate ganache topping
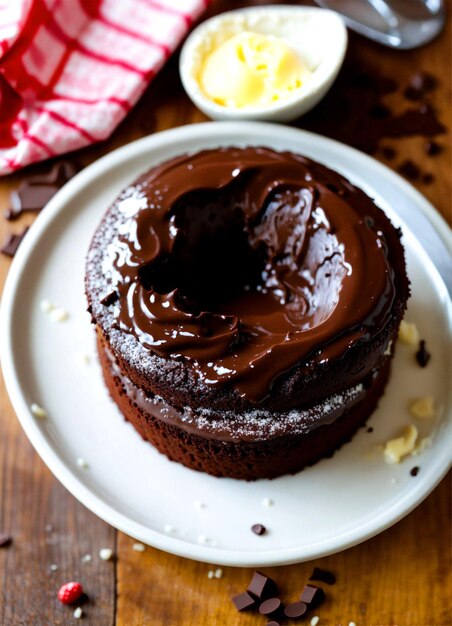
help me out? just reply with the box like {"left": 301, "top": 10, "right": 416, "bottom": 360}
{"left": 100, "top": 147, "right": 397, "bottom": 401}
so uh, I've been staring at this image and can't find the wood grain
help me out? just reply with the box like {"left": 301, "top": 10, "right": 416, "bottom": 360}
{"left": 0, "top": 1, "right": 451, "bottom": 624}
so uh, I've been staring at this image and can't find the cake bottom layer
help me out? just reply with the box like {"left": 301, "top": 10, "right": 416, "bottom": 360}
{"left": 98, "top": 337, "right": 391, "bottom": 480}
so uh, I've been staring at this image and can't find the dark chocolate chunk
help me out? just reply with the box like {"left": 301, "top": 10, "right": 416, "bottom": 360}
{"left": 410, "top": 466, "right": 420, "bottom": 477}
{"left": 416, "top": 340, "right": 431, "bottom": 367}
{"left": 1, "top": 227, "right": 29, "bottom": 257}
{"left": 259, "top": 598, "right": 282, "bottom": 618}
{"left": 0, "top": 533, "right": 12, "bottom": 548}
{"left": 424, "top": 140, "right": 441, "bottom": 156}
{"left": 7, "top": 185, "right": 58, "bottom": 220}
{"left": 100, "top": 290, "right": 119, "bottom": 306}
{"left": 398, "top": 160, "right": 420, "bottom": 180}
{"left": 251, "top": 523, "right": 266, "bottom": 536}
{"left": 381, "top": 146, "right": 396, "bottom": 160}
{"left": 422, "top": 173, "right": 434, "bottom": 185}
{"left": 284, "top": 601, "right": 307, "bottom": 619}
{"left": 300, "top": 584, "right": 325, "bottom": 607}
{"left": 247, "top": 571, "right": 278, "bottom": 600}
{"left": 309, "top": 567, "right": 336, "bottom": 585}
{"left": 232, "top": 591, "right": 256, "bottom": 612}
{"left": 6, "top": 161, "right": 78, "bottom": 221}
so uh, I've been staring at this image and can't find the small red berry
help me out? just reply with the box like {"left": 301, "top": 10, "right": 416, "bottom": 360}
{"left": 58, "top": 581, "right": 83, "bottom": 605}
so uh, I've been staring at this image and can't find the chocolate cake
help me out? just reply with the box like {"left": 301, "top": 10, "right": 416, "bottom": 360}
{"left": 86, "top": 146, "right": 409, "bottom": 479}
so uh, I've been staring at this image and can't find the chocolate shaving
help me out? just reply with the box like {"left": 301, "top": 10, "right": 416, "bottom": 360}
{"left": 100, "top": 290, "right": 119, "bottom": 306}
{"left": 309, "top": 567, "right": 336, "bottom": 585}
{"left": 1, "top": 227, "right": 29, "bottom": 257}
{"left": 300, "top": 62, "right": 445, "bottom": 155}
{"left": 416, "top": 340, "right": 431, "bottom": 368}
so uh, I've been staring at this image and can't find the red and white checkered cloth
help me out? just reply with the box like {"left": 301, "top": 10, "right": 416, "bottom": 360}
{"left": 0, "top": 0, "right": 209, "bottom": 175}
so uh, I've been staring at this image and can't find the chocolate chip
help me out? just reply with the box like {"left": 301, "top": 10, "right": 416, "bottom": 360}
{"left": 284, "top": 601, "right": 307, "bottom": 619}
{"left": 5, "top": 161, "right": 78, "bottom": 221}
{"left": 309, "top": 567, "right": 336, "bottom": 585}
{"left": 424, "top": 140, "right": 441, "bottom": 156}
{"left": 1, "top": 227, "right": 29, "bottom": 257}
{"left": 416, "top": 340, "right": 431, "bottom": 368}
{"left": 410, "top": 71, "right": 437, "bottom": 93}
{"left": 367, "top": 427, "right": 374, "bottom": 433}
{"left": 251, "top": 524, "right": 266, "bottom": 536}
{"left": 422, "top": 173, "right": 434, "bottom": 184}
{"left": 300, "top": 584, "right": 325, "bottom": 607}
{"left": 259, "top": 597, "right": 282, "bottom": 618}
{"left": 100, "top": 290, "right": 119, "bottom": 306}
{"left": 410, "top": 466, "right": 420, "bottom": 477}
{"left": 232, "top": 591, "right": 256, "bottom": 612}
{"left": 381, "top": 146, "right": 396, "bottom": 160}
{"left": 398, "top": 160, "right": 420, "bottom": 180}
{"left": 247, "top": 571, "right": 278, "bottom": 600}
{"left": 0, "top": 534, "right": 12, "bottom": 548}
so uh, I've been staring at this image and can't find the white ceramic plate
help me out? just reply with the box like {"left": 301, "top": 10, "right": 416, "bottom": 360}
{"left": 1, "top": 122, "right": 451, "bottom": 567}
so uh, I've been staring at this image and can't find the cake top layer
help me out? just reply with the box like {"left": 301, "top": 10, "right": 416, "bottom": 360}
{"left": 87, "top": 146, "right": 403, "bottom": 402}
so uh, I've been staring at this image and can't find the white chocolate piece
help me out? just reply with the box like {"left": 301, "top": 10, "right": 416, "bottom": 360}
{"left": 73, "top": 607, "right": 83, "bottom": 619}
{"left": 384, "top": 424, "right": 418, "bottom": 464}
{"left": 398, "top": 320, "right": 419, "bottom": 345}
{"left": 31, "top": 403, "right": 47, "bottom": 419}
{"left": 40, "top": 299, "right": 55, "bottom": 312}
{"left": 50, "top": 307, "right": 69, "bottom": 322}
{"left": 99, "top": 548, "right": 113, "bottom": 561}
{"left": 409, "top": 396, "right": 436, "bottom": 419}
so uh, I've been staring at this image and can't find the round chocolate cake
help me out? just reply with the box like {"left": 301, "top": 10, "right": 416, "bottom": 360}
{"left": 86, "top": 146, "right": 409, "bottom": 479}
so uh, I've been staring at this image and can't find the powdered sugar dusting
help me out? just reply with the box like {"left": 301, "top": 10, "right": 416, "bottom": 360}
{"left": 175, "top": 383, "right": 364, "bottom": 440}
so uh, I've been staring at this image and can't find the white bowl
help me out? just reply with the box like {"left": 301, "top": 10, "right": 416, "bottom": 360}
{"left": 179, "top": 5, "right": 347, "bottom": 122}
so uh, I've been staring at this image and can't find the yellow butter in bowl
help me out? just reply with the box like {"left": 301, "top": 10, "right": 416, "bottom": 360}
{"left": 199, "top": 31, "right": 308, "bottom": 109}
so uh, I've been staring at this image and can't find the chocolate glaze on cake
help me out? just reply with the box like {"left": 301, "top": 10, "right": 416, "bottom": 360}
{"left": 86, "top": 146, "right": 409, "bottom": 479}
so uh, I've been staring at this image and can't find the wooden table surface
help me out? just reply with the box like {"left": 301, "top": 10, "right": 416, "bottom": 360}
{"left": 0, "top": 2, "right": 451, "bottom": 625}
